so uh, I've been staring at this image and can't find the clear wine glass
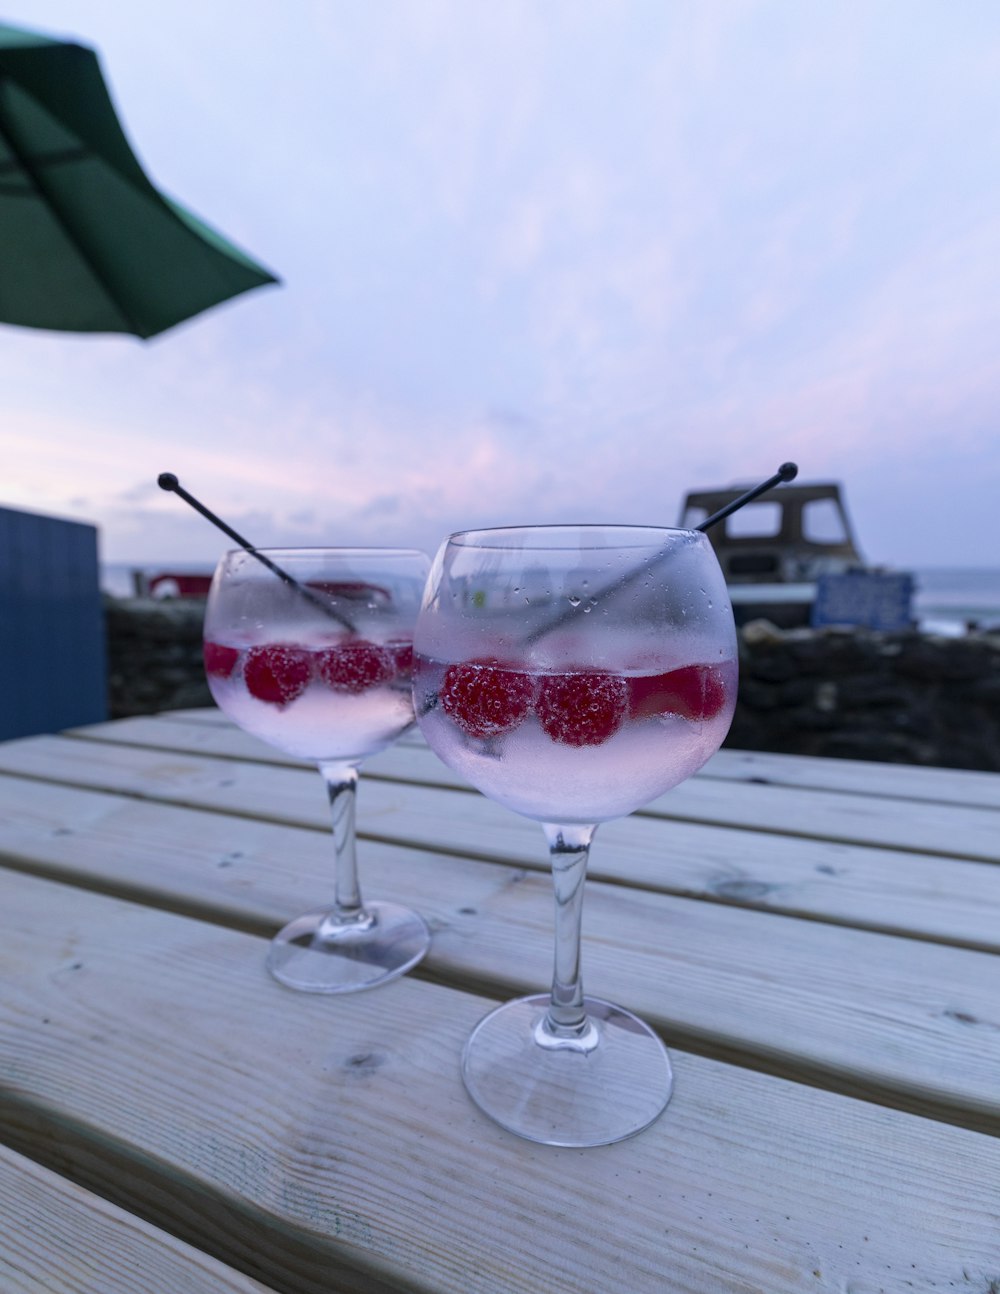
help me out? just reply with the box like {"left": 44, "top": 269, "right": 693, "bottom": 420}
{"left": 204, "top": 547, "right": 431, "bottom": 992}
{"left": 413, "top": 525, "right": 737, "bottom": 1146}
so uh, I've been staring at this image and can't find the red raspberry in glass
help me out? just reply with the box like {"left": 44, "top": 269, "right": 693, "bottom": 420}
{"left": 317, "top": 639, "right": 394, "bottom": 694}
{"left": 203, "top": 641, "right": 239, "bottom": 679}
{"left": 628, "top": 664, "right": 727, "bottom": 722}
{"left": 535, "top": 670, "right": 628, "bottom": 747}
{"left": 441, "top": 659, "right": 534, "bottom": 738}
{"left": 243, "top": 644, "right": 313, "bottom": 705}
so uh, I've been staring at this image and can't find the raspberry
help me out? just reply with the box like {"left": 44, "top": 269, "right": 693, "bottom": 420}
{"left": 441, "top": 659, "right": 534, "bottom": 738}
{"left": 203, "top": 641, "right": 239, "bottom": 679}
{"left": 628, "top": 664, "right": 728, "bottom": 722}
{"left": 243, "top": 644, "right": 313, "bottom": 705}
{"left": 317, "top": 639, "right": 394, "bottom": 693}
{"left": 535, "top": 670, "right": 628, "bottom": 747}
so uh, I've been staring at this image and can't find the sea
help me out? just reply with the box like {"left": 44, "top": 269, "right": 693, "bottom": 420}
{"left": 908, "top": 567, "right": 1000, "bottom": 635}
{"left": 100, "top": 561, "right": 1000, "bottom": 637}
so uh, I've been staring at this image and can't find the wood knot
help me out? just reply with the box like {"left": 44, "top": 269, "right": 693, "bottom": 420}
{"left": 343, "top": 1051, "right": 385, "bottom": 1075}
{"left": 713, "top": 879, "right": 773, "bottom": 902}
{"left": 943, "top": 1007, "right": 980, "bottom": 1026}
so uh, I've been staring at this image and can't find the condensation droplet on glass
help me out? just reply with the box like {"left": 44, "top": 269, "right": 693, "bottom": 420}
{"left": 568, "top": 595, "right": 581, "bottom": 607}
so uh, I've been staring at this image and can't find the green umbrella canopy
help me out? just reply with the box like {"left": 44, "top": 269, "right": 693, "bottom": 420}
{"left": 0, "top": 21, "right": 279, "bottom": 339}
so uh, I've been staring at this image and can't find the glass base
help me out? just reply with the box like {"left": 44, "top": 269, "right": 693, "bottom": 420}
{"left": 461, "top": 994, "right": 673, "bottom": 1147}
{"left": 266, "top": 900, "right": 430, "bottom": 993}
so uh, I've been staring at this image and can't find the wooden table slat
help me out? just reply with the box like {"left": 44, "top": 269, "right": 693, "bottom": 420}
{"left": 2, "top": 869, "right": 998, "bottom": 1294}
{"left": 1, "top": 774, "right": 1000, "bottom": 1131}
{"left": 1, "top": 734, "right": 998, "bottom": 874}
{"left": 3, "top": 765, "right": 998, "bottom": 955}
{"left": 0, "top": 1143, "right": 281, "bottom": 1294}
{"left": 50, "top": 723, "right": 1000, "bottom": 865}
{"left": 5, "top": 735, "right": 1000, "bottom": 951}
{"left": 81, "top": 710, "right": 1000, "bottom": 809}
{"left": 4, "top": 709, "right": 1000, "bottom": 1293}
{"left": 3, "top": 735, "right": 1000, "bottom": 931}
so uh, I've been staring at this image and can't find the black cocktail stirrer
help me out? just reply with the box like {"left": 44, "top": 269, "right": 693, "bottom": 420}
{"left": 156, "top": 473, "right": 354, "bottom": 631}
{"left": 695, "top": 461, "right": 798, "bottom": 532}
{"left": 524, "top": 461, "right": 800, "bottom": 643}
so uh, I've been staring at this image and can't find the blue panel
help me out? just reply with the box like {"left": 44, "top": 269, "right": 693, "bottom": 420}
{"left": 0, "top": 506, "right": 108, "bottom": 739}
{"left": 811, "top": 571, "right": 915, "bottom": 633}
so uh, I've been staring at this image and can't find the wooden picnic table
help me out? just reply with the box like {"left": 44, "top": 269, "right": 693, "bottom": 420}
{"left": 0, "top": 707, "right": 998, "bottom": 1293}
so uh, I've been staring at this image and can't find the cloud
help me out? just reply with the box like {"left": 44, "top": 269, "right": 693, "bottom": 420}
{"left": 6, "top": 0, "right": 1000, "bottom": 571}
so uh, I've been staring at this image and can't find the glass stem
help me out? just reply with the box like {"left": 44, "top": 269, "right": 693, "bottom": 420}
{"left": 541, "top": 822, "right": 597, "bottom": 1036}
{"left": 318, "top": 760, "right": 366, "bottom": 922}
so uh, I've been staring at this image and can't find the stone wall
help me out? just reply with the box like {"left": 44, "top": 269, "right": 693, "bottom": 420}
{"left": 105, "top": 598, "right": 212, "bottom": 718}
{"left": 103, "top": 599, "right": 1000, "bottom": 772}
{"left": 730, "top": 620, "right": 1000, "bottom": 771}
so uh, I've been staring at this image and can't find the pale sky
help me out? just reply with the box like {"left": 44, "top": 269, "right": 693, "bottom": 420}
{"left": 4, "top": 0, "right": 1000, "bottom": 569}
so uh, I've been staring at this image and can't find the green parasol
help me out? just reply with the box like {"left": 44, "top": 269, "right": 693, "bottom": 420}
{"left": 0, "top": 21, "right": 279, "bottom": 339}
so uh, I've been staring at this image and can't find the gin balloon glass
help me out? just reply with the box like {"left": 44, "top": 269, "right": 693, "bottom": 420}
{"left": 413, "top": 525, "right": 737, "bottom": 1146}
{"left": 204, "top": 547, "right": 431, "bottom": 992}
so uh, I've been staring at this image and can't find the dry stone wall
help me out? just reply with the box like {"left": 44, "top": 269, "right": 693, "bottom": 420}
{"left": 730, "top": 620, "right": 1000, "bottom": 771}
{"left": 105, "top": 598, "right": 212, "bottom": 718}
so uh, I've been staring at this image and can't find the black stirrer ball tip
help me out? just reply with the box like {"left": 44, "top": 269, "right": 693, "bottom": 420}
{"left": 155, "top": 469, "right": 356, "bottom": 631}
{"left": 695, "top": 461, "right": 803, "bottom": 533}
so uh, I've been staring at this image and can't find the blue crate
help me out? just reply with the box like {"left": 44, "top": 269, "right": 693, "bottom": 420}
{"left": 0, "top": 505, "right": 108, "bottom": 739}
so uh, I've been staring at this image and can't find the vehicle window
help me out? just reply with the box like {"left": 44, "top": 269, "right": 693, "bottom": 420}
{"left": 726, "top": 502, "right": 781, "bottom": 538}
{"left": 728, "top": 554, "right": 779, "bottom": 575}
{"left": 680, "top": 505, "right": 708, "bottom": 529}
{"left": 803, "top": 499, "right": 848, "bottom": 544}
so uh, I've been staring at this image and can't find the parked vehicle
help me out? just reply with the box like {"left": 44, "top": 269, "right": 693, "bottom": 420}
{"left": 679, "top": 481, "right": 910, "bottom": 629}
